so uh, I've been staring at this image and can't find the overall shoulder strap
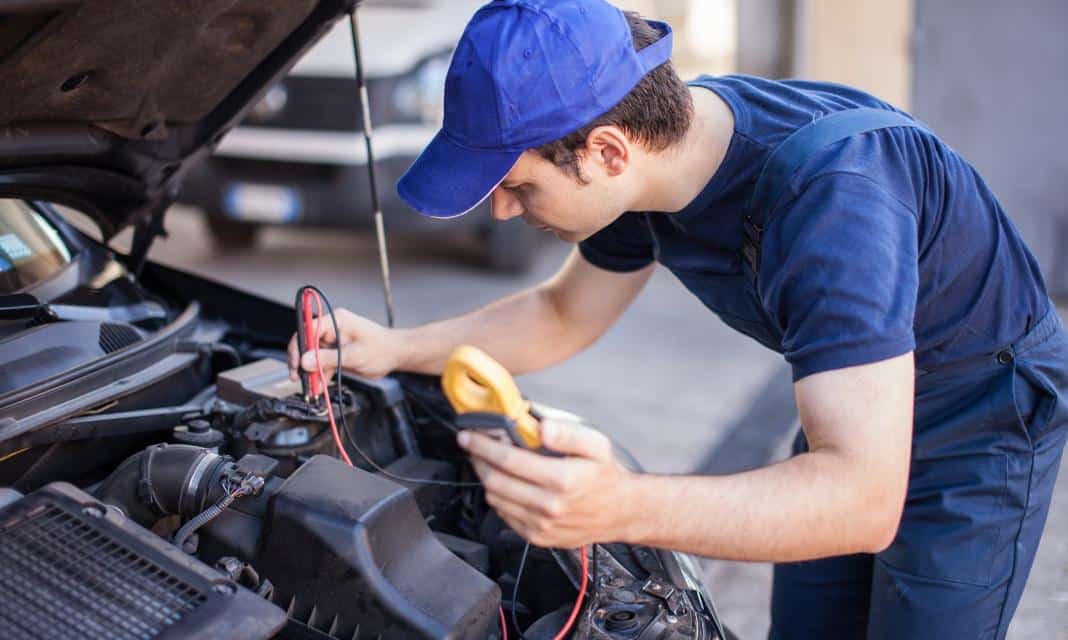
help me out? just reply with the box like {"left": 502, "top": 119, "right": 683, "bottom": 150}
{"left": 742, "top": 108, "right": 927, "bottom": 275}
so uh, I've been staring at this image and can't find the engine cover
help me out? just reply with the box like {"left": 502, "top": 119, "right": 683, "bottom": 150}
{"left": 253, "top": 455, "right": 499, "bottom": 639}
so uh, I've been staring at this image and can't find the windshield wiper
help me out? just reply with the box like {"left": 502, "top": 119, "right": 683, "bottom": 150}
{"left": 0, "top": 293, "right": 166, "bottom": 324}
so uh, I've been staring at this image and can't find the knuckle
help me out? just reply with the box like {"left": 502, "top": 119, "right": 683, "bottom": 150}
{"left": 543, "top": 499, "right": 566, "bottom": 519}
{"left": 532, "top": 518, "right": 552, "bottom": 536}
{"left": 554, "top": 471, "right": 576, "bottom": 493}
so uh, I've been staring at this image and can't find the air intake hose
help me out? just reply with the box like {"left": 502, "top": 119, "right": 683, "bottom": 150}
{"left": 95, "top": 443, "right": 231, "bottom": 526}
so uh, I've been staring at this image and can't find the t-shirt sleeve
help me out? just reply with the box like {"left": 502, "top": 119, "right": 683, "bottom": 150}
{"left": 759, "top": 173, "right": 919, "bottom": 381}
{"left": 578, "top": 212, "right": 656, "bottom": 272}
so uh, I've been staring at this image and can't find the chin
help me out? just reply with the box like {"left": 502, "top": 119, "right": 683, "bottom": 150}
{"left": 553, "top": 229, "right": 588, "bottom": 243}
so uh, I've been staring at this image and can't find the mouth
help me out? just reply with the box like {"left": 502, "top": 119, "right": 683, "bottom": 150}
{"left": 522, "top": 215, "right": 553, "bottom": 232}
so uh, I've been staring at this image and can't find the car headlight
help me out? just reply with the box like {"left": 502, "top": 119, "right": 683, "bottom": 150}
{"left": 393, "top": 51, "right": 451, "bottom": 125}
{"left": 247, "top": 83, "right": 288, "bottom": 124}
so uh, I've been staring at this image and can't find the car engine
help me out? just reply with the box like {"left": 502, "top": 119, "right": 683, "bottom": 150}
{"left": 0, "top": 347, "right": 723, "bottom": 639}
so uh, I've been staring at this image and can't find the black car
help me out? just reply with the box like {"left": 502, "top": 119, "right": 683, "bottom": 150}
{"left": 0, "top": 2, "right": 731, "bottom": 638}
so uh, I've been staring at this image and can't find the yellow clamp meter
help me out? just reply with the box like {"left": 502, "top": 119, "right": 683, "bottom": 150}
{"left": 442, "top": 345, "right": 544, "bottom": 450}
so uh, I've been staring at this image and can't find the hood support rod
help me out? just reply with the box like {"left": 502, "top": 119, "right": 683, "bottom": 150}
{"left": 349, "top": 9, "right": 396, "bottom": 328}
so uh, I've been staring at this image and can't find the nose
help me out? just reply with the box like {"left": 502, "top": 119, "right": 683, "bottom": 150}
{"left": 490, "top": 187, "right": 524, "bottom": 221}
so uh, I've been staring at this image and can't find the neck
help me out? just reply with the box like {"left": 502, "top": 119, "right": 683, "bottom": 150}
{"left": 630, "top": 86, "right": 735, "bottom": 213}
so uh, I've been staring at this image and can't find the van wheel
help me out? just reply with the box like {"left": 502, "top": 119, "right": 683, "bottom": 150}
{"left": 207, "top": 215, "right": 260, "bottom": 250}
{"left": 484, "top": 219, "right": 538, "bottom": 273}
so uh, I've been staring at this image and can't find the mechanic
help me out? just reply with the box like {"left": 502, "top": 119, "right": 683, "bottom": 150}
{"left": 288, "top": 1, "right": 1068, "bottom": 638}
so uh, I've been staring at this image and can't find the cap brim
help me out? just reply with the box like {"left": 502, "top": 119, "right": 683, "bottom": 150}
{"left": 397, "top": 130, "right": 521, "bottom": 219}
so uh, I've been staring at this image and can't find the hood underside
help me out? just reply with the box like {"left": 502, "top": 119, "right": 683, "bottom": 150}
{"left": 0, "top": 0, "right": 358, "bottom": 240}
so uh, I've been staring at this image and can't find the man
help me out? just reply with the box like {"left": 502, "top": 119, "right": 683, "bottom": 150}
{"left": 288, "top": 1, "right": 1068, "bottom": 637}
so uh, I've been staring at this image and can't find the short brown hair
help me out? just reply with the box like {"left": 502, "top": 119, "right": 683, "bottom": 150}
{"left": 535, "top": 12, "right": 694, "bottom": 182}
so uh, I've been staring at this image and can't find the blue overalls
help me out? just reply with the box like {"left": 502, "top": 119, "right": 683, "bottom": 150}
{"left": 705, "top": 109, "right": 1068, "bottom": 639}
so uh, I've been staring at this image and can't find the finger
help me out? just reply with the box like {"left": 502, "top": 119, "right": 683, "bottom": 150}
{"left": 287, "top": 334, "right": 300, "bottom": 378}
{"left": 540, "top": 419, "right": 613, "bottom": 462}
{"left": 302, "top": 348, "right": 340, "bottom": 375}
{"left": 314, "top": 316, "right": 339, "bottom": 347}
{"left": 469, "top": 458, "right": 560, "bottom": 516}
{"left": 486, "top": 500, "right": 540, "bottom": 541}
{"left": 489, "top": 499, "right": 580, "bottom": 548}
{"left": 459, "top": 431, "right": 570, "bottom": 489}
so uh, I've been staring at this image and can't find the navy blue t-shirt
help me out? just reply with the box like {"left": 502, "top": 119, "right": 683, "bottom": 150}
{"left": 580, "top": 75, "right": 1049, "bottom": 380}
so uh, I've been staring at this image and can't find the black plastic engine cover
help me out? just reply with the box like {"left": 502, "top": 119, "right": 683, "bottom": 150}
{"left": 256, "top": 455, "right": 499, "bottom": 639}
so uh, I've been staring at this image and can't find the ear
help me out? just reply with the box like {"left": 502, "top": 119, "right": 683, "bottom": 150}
{"left": 584, "top": 125, "right": 631, "bottom": 177}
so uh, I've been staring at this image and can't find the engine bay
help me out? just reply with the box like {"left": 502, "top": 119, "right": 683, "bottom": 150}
{"left": 0, "top": 346, "right": 723, "bottom": 639}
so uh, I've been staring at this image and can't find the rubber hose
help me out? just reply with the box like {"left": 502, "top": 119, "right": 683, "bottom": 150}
{"left": 95, "top": 443, "right": 230, "bottom": 526}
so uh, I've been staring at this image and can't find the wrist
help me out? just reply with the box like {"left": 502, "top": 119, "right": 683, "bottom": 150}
{"left": 613, "top": 470, "right": 653, "bottom": 545}
{"left": 390, "top": 327, "right": 420, "bottom": 372}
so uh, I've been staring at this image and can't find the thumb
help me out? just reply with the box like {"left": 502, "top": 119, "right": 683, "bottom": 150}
{"left": 539, "top": 419, "right": 613, "bottom": 462}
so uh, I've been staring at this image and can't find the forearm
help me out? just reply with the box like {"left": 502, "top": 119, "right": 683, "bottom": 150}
{"left": 619, "top": 449, "right": 902, "bottom": 562}
{"left": 397, "top": 284, "right": 590, "bottom": 375}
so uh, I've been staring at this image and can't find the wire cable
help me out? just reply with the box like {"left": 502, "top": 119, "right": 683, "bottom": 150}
{"left": 298, "top": 285, "right": 480, "bottom": 488}
{"left": 510, "top": 542, "right": 589, "bottom": 640}
{"left": 173, "top": 485, "right": 250, "bottom": 549}
{"left": 301, "top": 286, "right": 589, "bottom": 637}
{"left": 308, "top": 289, "right": 353, "bottom": 466}
{"left": 510, "top": 542, "right": 531, "bottom": 639}
{"left": 553, "top": 545, "right": 588, "bottom": 640}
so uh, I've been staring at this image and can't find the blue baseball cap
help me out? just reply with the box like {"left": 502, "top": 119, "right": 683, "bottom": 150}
{"left": 396, "top": 0, "right": 673, "bottom": 218}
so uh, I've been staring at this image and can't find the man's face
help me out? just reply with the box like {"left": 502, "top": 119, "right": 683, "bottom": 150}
{"left": 489, "top": 149, "right": 630, "bottom": 243}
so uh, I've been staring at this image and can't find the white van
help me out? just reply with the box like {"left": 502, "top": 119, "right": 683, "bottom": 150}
{"left": 179, "top": 0, "right": 539, "bottom": 272}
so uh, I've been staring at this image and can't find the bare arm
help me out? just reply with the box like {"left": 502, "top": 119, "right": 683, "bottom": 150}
{"left": 460, "top": 352, "right": 914, "bottom": 560}
{"left": 399, "top": 248, "right": 654, "bottom": 375}
{"left": 289, "top": 248, "right": 653, "bottom": 378}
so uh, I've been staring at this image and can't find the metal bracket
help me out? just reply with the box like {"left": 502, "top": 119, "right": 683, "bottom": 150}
{"left": 641, "top": 577, "right": 685, "bottom": 616}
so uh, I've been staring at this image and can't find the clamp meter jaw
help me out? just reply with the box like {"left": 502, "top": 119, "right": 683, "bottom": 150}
{"left": 442, "top": 345, "right": 553, "bottom": 454}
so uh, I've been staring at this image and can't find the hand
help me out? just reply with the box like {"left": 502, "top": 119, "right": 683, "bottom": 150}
{"left": 457, "top": 419, "right": 637, "bottom": 548}
{"left": 287, "top": 308, "right": 405, "bottom": 380}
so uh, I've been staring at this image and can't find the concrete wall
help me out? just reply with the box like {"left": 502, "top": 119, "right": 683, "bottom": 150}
{"left": 792, "top": 0, "right": 914, "bottom": 109}
{"left": 736, "top": 0, "right": 794, "bottom": 78}
{"left": 911, "top": 0, "right": 1068, "bottom": 295}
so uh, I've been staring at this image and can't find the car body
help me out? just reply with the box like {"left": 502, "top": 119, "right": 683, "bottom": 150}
{"left": 0, "top": 1, "right": 732, "bottom": 638}
{"left": 177, "top": 0, "right": 540, "bottom": 272}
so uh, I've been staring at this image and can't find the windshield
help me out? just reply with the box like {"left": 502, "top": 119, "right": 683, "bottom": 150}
{"left": 0, "top": 199, "right": 73, "bottom": 294}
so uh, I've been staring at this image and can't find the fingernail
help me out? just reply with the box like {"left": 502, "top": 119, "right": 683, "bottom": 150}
{"left": 541, "top": 421, "right": 556, "bottom": 444}
{"left": 457, "top": 431, "right": 470, "bottom": 448}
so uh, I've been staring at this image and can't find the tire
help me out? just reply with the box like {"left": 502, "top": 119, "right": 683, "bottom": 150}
{"left": 484, "top": 218, "right": 539, "bottom": 273}
{"left": 206, "top": 215, "right": 260, "bottom": 250}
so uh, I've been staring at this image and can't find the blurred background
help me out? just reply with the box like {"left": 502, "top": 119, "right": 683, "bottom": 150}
{"left": 143, "top": 1, "right": 1066, "bottom": 637}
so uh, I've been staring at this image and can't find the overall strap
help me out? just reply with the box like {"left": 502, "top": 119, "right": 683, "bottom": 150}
{"left": 742, "top": 108, "right": 928, "bottom": 275}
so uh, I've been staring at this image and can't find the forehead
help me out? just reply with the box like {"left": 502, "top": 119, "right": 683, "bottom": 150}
{"left": 504, "top": 150, "right": 559, "bottom": 182}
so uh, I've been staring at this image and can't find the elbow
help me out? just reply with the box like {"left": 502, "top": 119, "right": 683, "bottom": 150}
{"left": 862, "top": 496, "right": 905, "bottom": 554}
{"left": 865, "top": 518, "right": 900, "bottom": 554}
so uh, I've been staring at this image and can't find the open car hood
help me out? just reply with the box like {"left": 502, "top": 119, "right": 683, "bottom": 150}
{"left": 0, "top": 0, "right": 359, "bottom": 243}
